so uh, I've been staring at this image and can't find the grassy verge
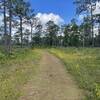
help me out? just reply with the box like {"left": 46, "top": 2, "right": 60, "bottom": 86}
{"left": 49, "top": 48, "right": 100, "bottom": 100}
{"left": 0, "top": 48, "right": 43, "bottom": 100}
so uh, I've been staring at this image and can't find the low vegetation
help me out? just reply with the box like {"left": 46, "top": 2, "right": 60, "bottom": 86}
{"left": 49, "top": 48, "right": 100, "bottom": 100}
{"left": 0, "top": 48, "right": 42, "bottom": 100}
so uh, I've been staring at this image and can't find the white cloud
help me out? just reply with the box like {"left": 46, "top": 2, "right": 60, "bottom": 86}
{"left": 36, "top": 13, "right": 64, "bottom": 25}
{"left": 78, "top": 1, "right": 100, "bottom": 22}
{"left": 0, "top": 13, "right": 64, "bottom": 35}
{"left": 93, "top": 1, "right": 100, "bottom": 15}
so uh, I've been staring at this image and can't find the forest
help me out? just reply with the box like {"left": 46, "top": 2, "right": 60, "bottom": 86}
{"left": 0, "top": 0, "right": 100, "bottom": 100}
{"left": 0, "top": 0, "right": 100, "bottom": 54}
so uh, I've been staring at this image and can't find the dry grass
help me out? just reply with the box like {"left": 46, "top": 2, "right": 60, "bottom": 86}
{"left": 49, "top": 48, "right": 100, "bottom": 100}
{"left": 0, "top": 48, "right": 43, "bottom": 100}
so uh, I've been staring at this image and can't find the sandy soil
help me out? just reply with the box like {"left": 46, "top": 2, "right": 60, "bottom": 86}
{"left": 19, "top": 51, "right": 84, "bottom": 100}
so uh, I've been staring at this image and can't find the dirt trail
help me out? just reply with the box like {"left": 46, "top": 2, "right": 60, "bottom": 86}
{"left": 19, "top": 51, "right": 84, "bottom": 100}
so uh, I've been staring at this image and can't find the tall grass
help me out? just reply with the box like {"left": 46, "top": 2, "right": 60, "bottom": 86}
{"left": 49, "top": 48, "right": 100, "bottom": 100}
{"left": 0, "top": 48, "right": 42, "bottom": 100}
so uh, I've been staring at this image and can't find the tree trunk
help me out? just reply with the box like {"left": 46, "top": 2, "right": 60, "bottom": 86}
{"left": 20, "top": 16, "right": 23, "bottom": 48}
{"left": 90, "top": 2, "right": 94, "bottom": 47}
{"left": 83, "top": 28, "right": 85, "bottom": 47}
{"left": 31, "top": 24, "right": 33, "bottom": 47}
{"left": 3, "top": 0, "right": 8, "bottom": 53}
{"left": 8, "top": 0, "right": 12, "bottom": 53}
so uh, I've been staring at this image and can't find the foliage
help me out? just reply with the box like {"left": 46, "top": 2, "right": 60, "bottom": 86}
{"left": 46, "top": 21, "right": 60, "bottom": 46}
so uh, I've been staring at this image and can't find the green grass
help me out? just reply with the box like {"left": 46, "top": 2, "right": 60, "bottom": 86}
{"left": 49, "top": 48, "right": 100, "bottom": 100}
{"left": 0, "top": 48, "right": 43, "bottom": 100}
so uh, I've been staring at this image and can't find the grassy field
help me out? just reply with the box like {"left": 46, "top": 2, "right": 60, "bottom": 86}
{"left": 0, "top": 47, "right": 100, "bottom": 100}
{"left": 49, "top": 48, "right": 100, "bottom": 100}
{"left": 0, "top": 48, "right": 43, "bottom": 100}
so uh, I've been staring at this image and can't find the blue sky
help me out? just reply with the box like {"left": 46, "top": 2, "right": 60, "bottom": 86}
{"left": 29, "top": 0, "right": 76, "bottom": 24}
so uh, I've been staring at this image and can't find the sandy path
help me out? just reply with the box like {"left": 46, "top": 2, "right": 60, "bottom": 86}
{"left": 19, "top": 51, "right": 84, "bottom": 100}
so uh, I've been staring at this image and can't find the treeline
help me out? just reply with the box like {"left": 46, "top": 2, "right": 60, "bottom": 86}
{"left": 30, "top": 18, "right": 100, "bottom": 48}
{"left": 0, "top": 0, "right": 36, "bottom": 54}
{"left": 74, "top": 0, "right": 100, "bottom": 47}
{"left": 0, "top": 0, "right": 100, "bottom": 54}
{"left": 38, "top": 0, "right": 100, "bottom": 47}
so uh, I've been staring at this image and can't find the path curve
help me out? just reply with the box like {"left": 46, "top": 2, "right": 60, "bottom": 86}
{"left": 19, "top": 51, "right": 84, "bottom": 100}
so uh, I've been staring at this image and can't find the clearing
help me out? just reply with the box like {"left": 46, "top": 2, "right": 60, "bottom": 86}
{"left": 19, "top": 51, "right": 84, "bottom": 100}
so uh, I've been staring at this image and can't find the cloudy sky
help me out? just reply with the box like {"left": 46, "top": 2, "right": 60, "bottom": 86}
{"left": 29, "top": 0, "right": 76, "bottom": 24}
{"left": 29, "top": 0, "right": 100, "bottom": 25}
{"left": 0, "top": 0, "right": 100, "bottom": 26}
